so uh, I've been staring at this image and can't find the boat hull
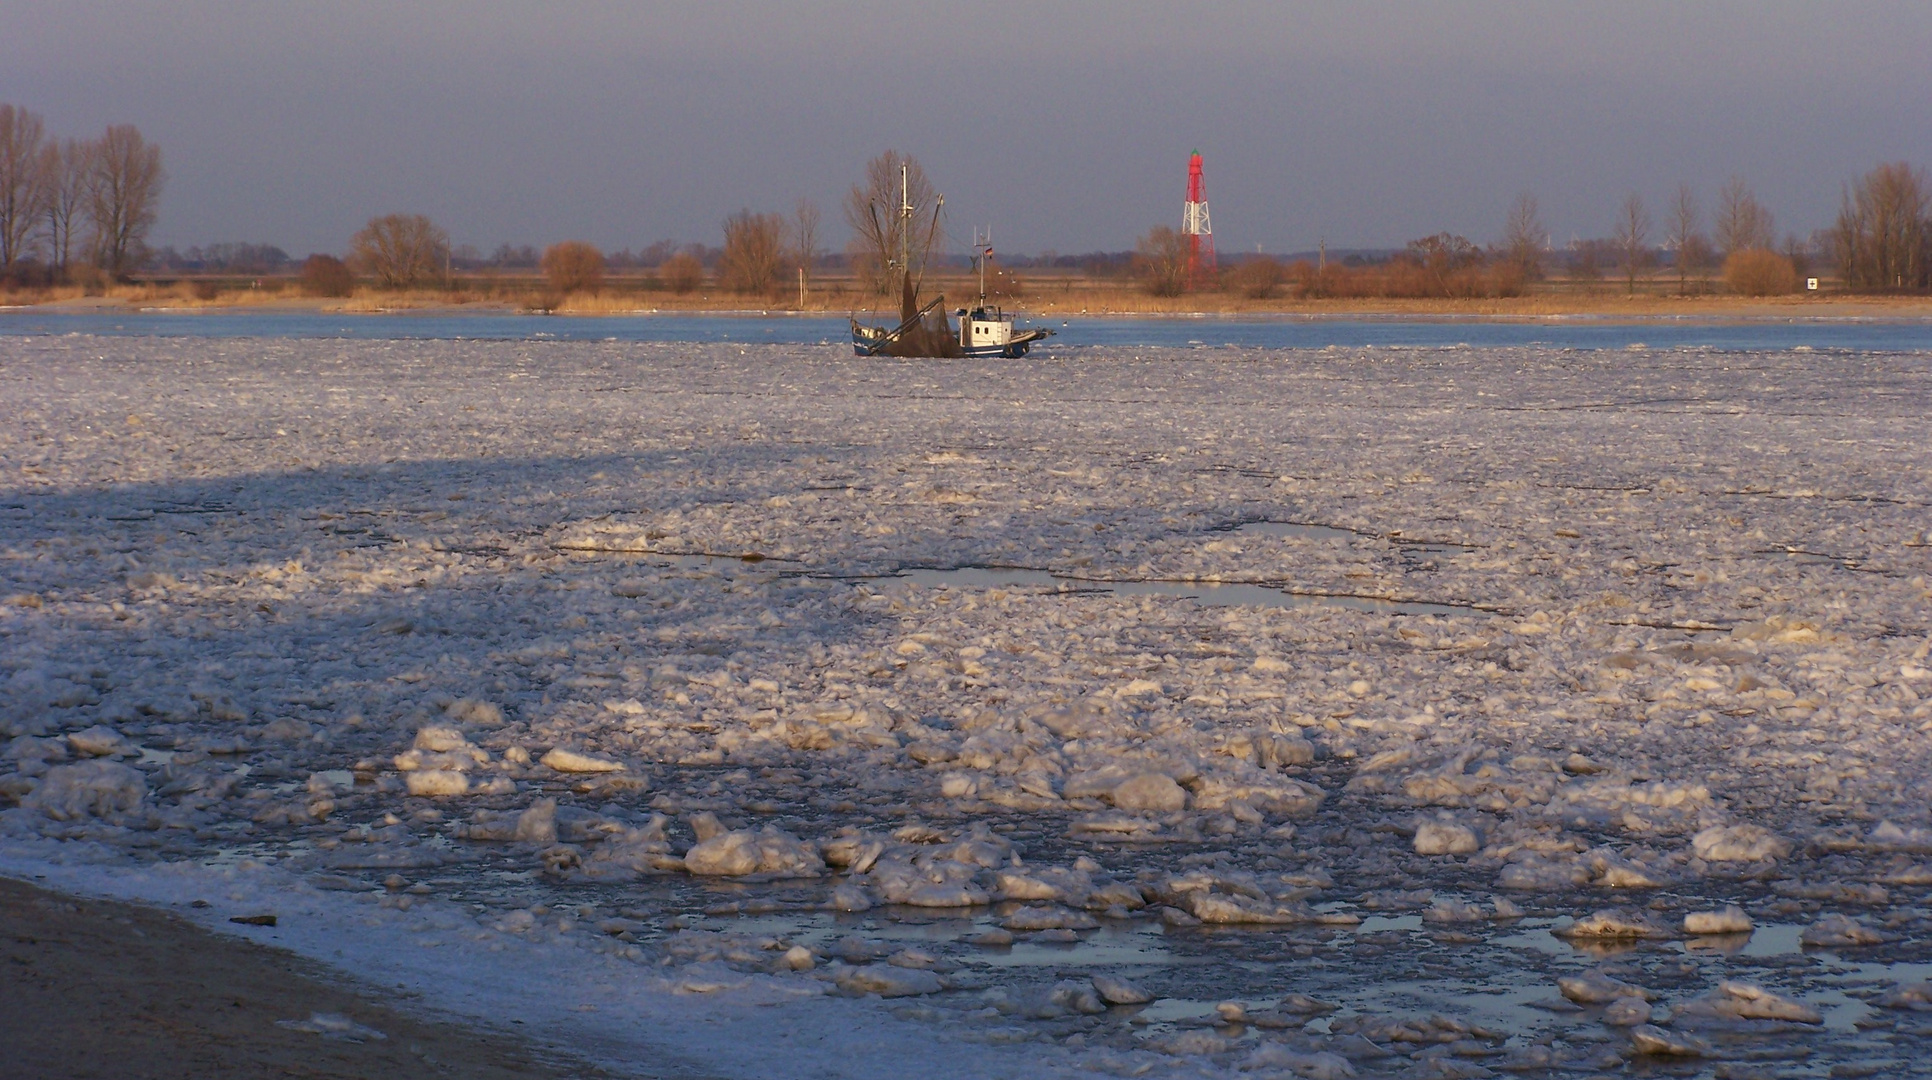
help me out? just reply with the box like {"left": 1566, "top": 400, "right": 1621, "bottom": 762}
{"left": 851, "top": 325, "right": 1049, "bottom": 359}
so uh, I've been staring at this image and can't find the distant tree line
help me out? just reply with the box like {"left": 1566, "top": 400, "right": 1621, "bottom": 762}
{"left": 150, "top": 242, "right": 290, "bottom": 274}
{"left": 0, "top": 103, "right": 163, "bottom": 285}
{"left": 1122, "top": 161, "right": 1929, "bottom": 298}
{"left": 1833, "top": 163, "right": 1929, "bottom": 291}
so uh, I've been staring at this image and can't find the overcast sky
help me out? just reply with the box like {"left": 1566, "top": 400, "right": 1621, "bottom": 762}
{"left": 5, "top": 1, "right": 1928, "bottom": 257}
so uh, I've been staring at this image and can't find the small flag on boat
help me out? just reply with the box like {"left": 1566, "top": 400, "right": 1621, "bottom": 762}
{"left": 984, "top": 246, "right": 994, "bottom": 258}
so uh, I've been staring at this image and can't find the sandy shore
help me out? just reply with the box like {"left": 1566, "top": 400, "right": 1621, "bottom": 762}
{"left": 0, "top": 875, "right": 608, "bottom": 1080}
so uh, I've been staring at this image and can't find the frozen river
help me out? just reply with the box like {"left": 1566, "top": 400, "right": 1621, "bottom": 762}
{"left": 3, "top": 328, "right": 1931, "bottom": 1077}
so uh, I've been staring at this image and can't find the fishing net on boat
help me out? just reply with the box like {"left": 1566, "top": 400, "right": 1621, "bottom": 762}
{"left": 875, "top": 274, "right": 959, "bottom": 358}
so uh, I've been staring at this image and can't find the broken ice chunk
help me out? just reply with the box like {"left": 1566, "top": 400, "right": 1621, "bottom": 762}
{"left": 1556, "top": 909, "right": 1669, "bottom": 940}
{"left": 683, "top": 827, "right": 823, "bottom": 878}
{"left": 1192, "top": 772, "right": 1325, "bottom": 816}
{"left": 1676, "top": 981, "right": 1821, "bottom": 1024}
{"left": 1868, "top": 820, "right": 1932, "bottom": 852}
{"left": 1799, "top": 914, "right": 1891, "bottom": 947}
{"left": 444, "top": 698, "right": 504, "bottom": 726}
{"left": 834, "top": 966, "right": 944, "bottom": 997}
{"left": 1628, "top": 1024, "right": 1710, "bottom": 1057}
{"left": 777, "top": 945, "right": 816, "bottom": 971}
{"left": 1254, "top": 732, "right": 1315, "bottom": 768}
{"left": 1092, "top": 974, "right": 1154, "bottom": 1005}
{"left": 938, "top": 772, "right": 978, "bottom": 799}
{"left": 404, "top": 770, "right": 470, "bottom": 797}
{"left": 455, "top": 799, "right": 557, "bottom": 842}
{"left": 394, "top": 726, "right": 489, "bottom": 779}
{"left": 1602, "top": 996, "right": 1650, "bottom": 1026}
{"left": 1497, "top": 851, "right": 1591, "bottom": 890}
{"left": 1690, "top": 824, "right": 1791, "bottom": 862}
{"left": 66, "top": 725, "right": 134, "bottom": 758}
{"left": 1682, "top": 905, "right": 1753, "bottom": 935}
{"left": 25, "top": 760, "right": 147, "bottom": 820}
{"left": 1877, "top": 982, "right": 1932, "bottom": 1011}
{"left": 830, "top": 882, "right": 873, "bottom": 912}
{"left": 539, "top": 747, "right": 624, "bottom": 773}
{"left": 1558, "top": 970, "right": 1652, "bottom": 1004}
{"left": 513, "top": 798, "right": 558, "bottom": 843}
{"left": 1108, "top": 773, "right": 1188, "bottom": 813}
{"left": 1000, "top": 906, "right": 1098, "bottom": 932}
{"left": 1413, "top": 818, "right": 1481, "bottom": 856}
{"left": 410, "top": 725, "right": 473, "bottom": 753}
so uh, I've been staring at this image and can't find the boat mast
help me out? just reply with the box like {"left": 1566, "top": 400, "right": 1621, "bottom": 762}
{"left": 899, "top": 163, "right": 912, "bottom": 300}
{"left": 977, "top": 227, "right": 988, "bottom": 307}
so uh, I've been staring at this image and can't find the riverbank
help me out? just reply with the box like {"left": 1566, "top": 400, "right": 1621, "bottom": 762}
{"left": 0, "top": 875, "right": 600, "bottom": 1080}
{"left": 7, "top": 281, "right": 1932, "bottom": 321}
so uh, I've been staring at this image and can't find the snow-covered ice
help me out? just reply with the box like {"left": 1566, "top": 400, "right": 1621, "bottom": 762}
{"left": 4, "top": 333, "right": 1932, "bottom": 1076}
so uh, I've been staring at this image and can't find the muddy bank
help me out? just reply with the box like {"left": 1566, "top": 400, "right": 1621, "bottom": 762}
{"left": 0, "top": 875, "right": 607, "bottom": 1080}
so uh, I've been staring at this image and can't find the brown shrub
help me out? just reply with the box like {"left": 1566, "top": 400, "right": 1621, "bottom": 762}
{"left": 1227, "top": 257, "right": 1285, "bottom": 299}
{"left": 189, "top": 280, "right": 220, "bottom": 301}
{"left": 660, "top": 252, "right": 703, "bottom": 294}
{"left": 1724, "top": 248, "right": 1796, "bottom": 296}
{"left": 299, "top": 255, "right": 354, "bottom": 297}
{"left": 541, "top": 241, "right": 604, "bottom": 294}
{"left": 1489, "top": 262, "right": 1527, "bottom": 298}
{"left": 69, "top": 262, "right": 109, "bottom": 295}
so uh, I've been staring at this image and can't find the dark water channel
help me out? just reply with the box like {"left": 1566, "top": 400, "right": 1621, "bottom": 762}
{"left": 7, "top": 308, "right": 1932, "bottom": 353}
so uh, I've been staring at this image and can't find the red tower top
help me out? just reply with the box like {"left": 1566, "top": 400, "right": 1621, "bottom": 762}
{"left": 1182, "top": 151, "right": 1216, "bottom": 287}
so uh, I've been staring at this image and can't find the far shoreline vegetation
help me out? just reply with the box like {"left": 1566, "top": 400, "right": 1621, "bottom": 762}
{"left": 4, "top": 112, "right": 1930, "bottom": 319}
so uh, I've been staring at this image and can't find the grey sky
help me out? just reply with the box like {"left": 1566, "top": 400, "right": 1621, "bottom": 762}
{"left": 5, "top": 1, "right": 1928, "bottom": 257}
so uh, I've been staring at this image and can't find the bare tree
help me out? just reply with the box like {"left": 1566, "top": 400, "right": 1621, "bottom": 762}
{"left": 1136, "top": 226, "right": 1190, "bottom": 296}
{"left": 843, "top": 151, "right": 939, "bottom": 296}
{"left": 352, "top": 213, "right": 448, "bottom": 288}
{"left": 789, "top": 198, "right": 820, "bottom": 287}
{"left": 718, "top": 210, "right": 786, "bottom": 295}
{"left": 1665, "top": 183, "right": 1705, "bottom": 294}
{"left": 1713, "top": 177, "right": 1775, "bottom": 257}
{"left": 0, "top": 103, "right": 48, "bottom": 274}
{"left": 1407, "top": 233, "right": 1485, "bottom": 297}
{"left": 1499, "top": 192, "right": 1544, "bottom": 281}
{"left": 541, "top": 240, "right": 605, "bottom": 293}
{"left": 1833, "top": 161, "right": 1929, "bottom": 292}
{"left": 85, "top": 125, "right": 164, "bottom": 277}
{"left": 40, "top": 138, "right": 91, "bottom": 274}
{"left": 1613, "top": 193, "right": 1651, "bottom": 294}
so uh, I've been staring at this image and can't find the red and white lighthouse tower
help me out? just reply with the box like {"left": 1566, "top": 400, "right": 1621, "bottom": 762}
{"left": 1182, "top": 151, "right": 1216, "bottom": 288}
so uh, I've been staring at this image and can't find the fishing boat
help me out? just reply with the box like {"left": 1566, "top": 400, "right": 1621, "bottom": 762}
{"left": 850, "top": 166, "right": 1052, "bottom": 359}
{"left": 950, "top": 237, "right": 1055, "bottom": 358}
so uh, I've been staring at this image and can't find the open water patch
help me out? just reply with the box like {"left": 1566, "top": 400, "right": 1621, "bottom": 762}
{"left": 893, "top": 566, "right": 1487, "bottom": 617}
{"left": 555, "top": 548, "right": 1493, "bottom": 617}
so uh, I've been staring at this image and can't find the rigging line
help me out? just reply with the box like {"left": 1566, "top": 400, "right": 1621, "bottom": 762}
{"left": 911, "top": 200, "right": 945, "bottom": 303}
